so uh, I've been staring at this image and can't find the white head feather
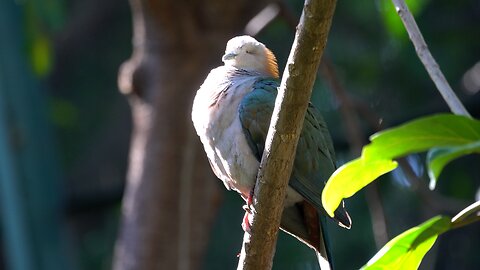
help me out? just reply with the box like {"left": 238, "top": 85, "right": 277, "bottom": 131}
{"left": 222, "top": 35, "right": 279, "bottom": 78}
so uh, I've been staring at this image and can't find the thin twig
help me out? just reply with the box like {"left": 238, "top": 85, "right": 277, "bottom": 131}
{"left": 364, "top": 185, "right": 389, "bottom": 248}
{"left": 319, "top": 60, "right": 364, "bottom": 153}
{"left": 451, "top": 200, "right": 480, "bottom": 224}
{"left": 320, "top": 60, "right": 390, "bottom": 248}
{"left": 391, "top": 0, "right": 470, "bottom": 117}
{"left": 244, "top": 3, "right": 280, "bottom": 36}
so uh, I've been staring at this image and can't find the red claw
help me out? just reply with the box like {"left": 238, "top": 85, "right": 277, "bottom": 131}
{"left": 241, "top": 188, "right": 255, "bottom": 232}
{"left": 242, "top": 211, "right": 252, "bottom": 232}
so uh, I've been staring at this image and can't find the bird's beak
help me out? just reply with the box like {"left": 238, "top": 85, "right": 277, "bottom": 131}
{"left": 222, "top": 53, "right": 237, "bottom": 61}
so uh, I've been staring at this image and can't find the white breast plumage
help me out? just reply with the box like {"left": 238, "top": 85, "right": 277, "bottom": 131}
{"left": 192, "top": 67, "right": 261, "bottom": 197}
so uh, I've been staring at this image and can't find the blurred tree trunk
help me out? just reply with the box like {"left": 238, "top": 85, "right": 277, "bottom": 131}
{"left": 112, "top": 1, "right": 271, "bottom": 269}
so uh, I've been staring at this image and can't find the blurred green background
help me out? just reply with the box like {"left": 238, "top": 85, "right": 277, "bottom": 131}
{"left": 0, "top": 0, "right": 479, "bottom": 269}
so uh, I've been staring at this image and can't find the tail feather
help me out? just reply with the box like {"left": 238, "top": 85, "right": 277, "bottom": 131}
{"left": 316, "top": 213, "right": 333, "bottom": 270}
{"left": 316, "top": 250, "right": 331, "bottom": 270}
{"left": 280, "top": 201, "right": 335, "bottom": 270}
{"left": 303, "top": 202, "right": 333, "bottom": 270}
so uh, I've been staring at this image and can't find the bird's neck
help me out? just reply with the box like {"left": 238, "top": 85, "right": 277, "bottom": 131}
{"left": 224, "top": 66, "right": 271, "bottom": 80}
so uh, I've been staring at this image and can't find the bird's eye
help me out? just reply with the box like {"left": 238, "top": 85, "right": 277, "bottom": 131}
{"left": 245, "top": 50, "right": 252, "bottom": 54}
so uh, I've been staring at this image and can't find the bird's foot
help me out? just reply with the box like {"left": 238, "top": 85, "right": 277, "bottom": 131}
{"left": 241, "top": 211, "right": 252, "bottom": 233}
{"left": 241, "top": 188, "right": 255, "bottom": 232}
{"left": 242, "top": 188, "right": 255, "bottom": 213}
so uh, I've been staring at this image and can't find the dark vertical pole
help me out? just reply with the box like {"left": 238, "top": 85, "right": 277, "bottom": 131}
{"left": 0, "top": 2, "right": 68, "bottom": 270}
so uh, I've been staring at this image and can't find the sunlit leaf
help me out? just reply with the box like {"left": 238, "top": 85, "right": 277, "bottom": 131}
{"left": 362, "top": 204, "right": 480, "bottom": 270}
{"left": 362, "top": 216, "right": 451, "bottom": 270}
{"left": 322, "top": 114, "right": 480, "bottom": 216}
{"left": 427, "top": 141, "right": 480, "bottom": 189}
{"left": 322, "top": 158, "right": 398, "bottom": 217}
{"left": 364, "top": 114, "right": 480, "bottom": 160}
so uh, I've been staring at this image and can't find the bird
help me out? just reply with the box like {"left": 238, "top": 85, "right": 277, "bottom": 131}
{"left": 191, "top": 35, "right": 351, "bottom": 268}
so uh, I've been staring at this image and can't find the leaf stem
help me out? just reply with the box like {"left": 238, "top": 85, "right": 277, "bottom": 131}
{"left": 451, "top": 200, "right": 480, "bottom": 229}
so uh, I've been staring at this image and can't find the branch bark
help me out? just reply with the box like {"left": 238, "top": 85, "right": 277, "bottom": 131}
{"left": 237, "top": 0, "right": 337, "bottom": 269}
{"left": 391, "top": 0, "right": 470, "bottom": 117}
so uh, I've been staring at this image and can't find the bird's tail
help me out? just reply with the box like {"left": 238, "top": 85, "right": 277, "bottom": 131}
{"left": 279, "top": 202, "right": 334, "bottom": 269}
{"left": 316, "top": 251, "right": 331, "bottom": 270}
{"left": 316, "top": 215, "right": 332, "bottom": 270}
{"left": 301, "top": 201, "right": 333, "bottom": 269}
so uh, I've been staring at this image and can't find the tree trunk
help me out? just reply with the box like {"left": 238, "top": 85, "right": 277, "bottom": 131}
{"left": 113, "top": 1, "right": 271, "bottom": 269}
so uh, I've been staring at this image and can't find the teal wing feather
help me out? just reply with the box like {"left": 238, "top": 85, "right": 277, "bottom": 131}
{"left": 238, "top": 78, "right": 351, "bottom": 228}
{"left": 238, "top": 79, "right": 277, "bottom": 161}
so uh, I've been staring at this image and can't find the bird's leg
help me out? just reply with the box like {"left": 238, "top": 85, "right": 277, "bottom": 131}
{"left": 242, "top": 212, "right": 252, "bottom": 232}
{"left": 241, "top": 187, "right": 255, "bottom": 232}
{"left": 242, "top": 188, "right": 255, "bottom": 213}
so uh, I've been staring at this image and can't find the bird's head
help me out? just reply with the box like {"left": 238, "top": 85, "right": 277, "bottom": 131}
{"left": 222, "top": 35, "right": 279, "bottom": 79}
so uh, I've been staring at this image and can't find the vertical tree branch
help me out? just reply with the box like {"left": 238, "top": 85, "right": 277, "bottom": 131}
{"left": 391, "top": 0, "right": 470, "bottom": 117}
{"left": 237, "top": 0, "right": 337, "bottom": 269}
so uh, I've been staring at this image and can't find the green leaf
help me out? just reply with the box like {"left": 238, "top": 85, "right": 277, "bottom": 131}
{"left": 362, "top": 216, "right": 451, "bottom": 270}
{"left": 322, "top": 158, "right": 398, "bottom": 217}
{"left": 364, "top": 114, "right": 480, "bottom": 160}
{"left": 427, "top": 141, "right": 480, "bottom": 189}
{"left": 361, "top": 205, "right": 480, "bottom": 270}
{"left": 322, "top": 114, "right": 480, "bottom": 216}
